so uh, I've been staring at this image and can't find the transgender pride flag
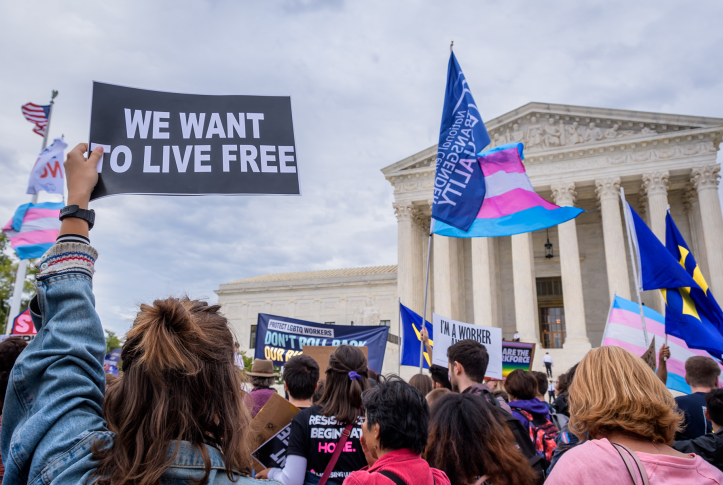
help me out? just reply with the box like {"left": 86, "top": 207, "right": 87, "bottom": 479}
{"left": 2, "top": 202, "right": 63, "bottom": 259}
{"left": 603, "top": 296, "right": 723, "bottom": 394}
{"left": 432, "top": 143, "right": 583, "bottom": 237}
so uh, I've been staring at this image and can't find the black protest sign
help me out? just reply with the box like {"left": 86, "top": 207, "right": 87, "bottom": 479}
{"left": 88, "top": 82, "right": 300, "bottom": 200}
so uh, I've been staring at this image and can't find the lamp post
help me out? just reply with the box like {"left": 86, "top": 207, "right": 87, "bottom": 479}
{"left": 545, "top": 228, "right": 554, "bottom": 259}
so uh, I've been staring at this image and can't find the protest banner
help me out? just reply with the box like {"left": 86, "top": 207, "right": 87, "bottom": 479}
{"left": 501, "top": 341, "right": 536, "bottom": 379}
{"left": 249, "top": 393, "right": 301, "bottom": 473}
{"left": 255, "top": 314, "right": 388, "bottom": 373}
{"left": 432, "top": 313, "right": 503, "bottom": 380}
{"left": 88, "top": 81, "right": 300, "bottom": 199}
{"left": 303, "top": 345, "right": 368, "bottom": 378}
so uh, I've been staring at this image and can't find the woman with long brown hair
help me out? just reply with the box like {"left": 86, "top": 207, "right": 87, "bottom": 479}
{"left": 258, "top": 345, "right": 369, "bottom": 485}
{"left": 424, "top": 393, "right": 538, "bottom": 485}
{"left": 0, "top": 144, "right": 277, "bottom": 484}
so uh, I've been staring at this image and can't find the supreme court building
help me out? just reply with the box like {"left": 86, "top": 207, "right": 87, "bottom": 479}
{"left": 217, "top": 102, "right": 723, "bottom": 377}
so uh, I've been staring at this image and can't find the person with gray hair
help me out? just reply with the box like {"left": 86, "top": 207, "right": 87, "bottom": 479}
{"left": 247, "top": 359, "right": 277, "bottom": 417}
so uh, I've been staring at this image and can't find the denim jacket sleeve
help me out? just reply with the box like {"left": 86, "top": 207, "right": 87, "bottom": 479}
{"left": 0, "top": 242, "right": 107, "bottom": 484}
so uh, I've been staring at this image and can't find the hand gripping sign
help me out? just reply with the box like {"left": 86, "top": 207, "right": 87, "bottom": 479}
{"left": 88, "top": 82, "right": 300, "bottom": 199}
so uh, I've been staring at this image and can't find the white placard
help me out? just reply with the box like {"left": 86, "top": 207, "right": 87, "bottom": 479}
{"left": 432, "top": 312, "right": 503, "bottom": 380}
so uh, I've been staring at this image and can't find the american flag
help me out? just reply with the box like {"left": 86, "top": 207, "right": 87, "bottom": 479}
{"left": 21, "top": 103, "right": 51, "bottom": 137}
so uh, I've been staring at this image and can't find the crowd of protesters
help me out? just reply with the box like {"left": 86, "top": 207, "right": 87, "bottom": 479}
{"left": 1, "top": 143, "right": 723, "bottom": 484}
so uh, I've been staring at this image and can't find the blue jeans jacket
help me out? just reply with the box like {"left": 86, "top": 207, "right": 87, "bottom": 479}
{"left": 0, "top": 242, "right": 278, "bottom": 485}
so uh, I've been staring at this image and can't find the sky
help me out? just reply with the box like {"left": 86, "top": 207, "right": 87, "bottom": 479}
{"left": 1, "top": 0, "right": 722, "bottom": 335}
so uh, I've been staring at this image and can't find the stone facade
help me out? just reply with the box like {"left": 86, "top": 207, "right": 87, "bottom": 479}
{"left": 383, "top": 102, "right": 723, "bottom": 375}
{"left": 215, "top": 266, "right": 402, "bottom": 375}
{"left": 218, "top": 102, "right": 723, "bottom": 379}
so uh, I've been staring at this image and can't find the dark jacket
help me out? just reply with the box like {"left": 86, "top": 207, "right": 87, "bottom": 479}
{"left": 552, "top": 392, "right": 569, "bottom": 417}
{"left": 674, "top": 428, "right": 723, "bottom": 472}
{"left": 462, "top": 383, "right": 512, "bottom": 414}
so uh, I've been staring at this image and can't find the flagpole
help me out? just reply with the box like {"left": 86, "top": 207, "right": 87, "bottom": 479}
{"left": 601, "top": 291, "right": 616, "bottom": 345}
{"left": 6, "top": 90, "right": 58, "bottom": 334}
{"left": 419, "top": 227, "right": 433, "bottom": 373}
{"left": 397, "top": 297, "right": 401, "bottom": 376}
{"left": 620, "top": 187, "right": 649, "bottom": 347}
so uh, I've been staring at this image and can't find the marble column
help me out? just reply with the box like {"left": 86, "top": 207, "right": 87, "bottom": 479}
{"left": 551, "top": 182, "right": 591, "bottom": 348}
{"left": 411, "top": 211, "right": 426, "bottom": 314}
{"left": 420, "top": 215, "right": 433, "bottom": 323}
{"left": 393, "top": 202, "right": 416, "bottom": 310}
{"left": 595, "top": 177, "right": 632, "bottom": 301}
{"left": 511, "top": 232, "right": 539, "bottom": 343}
{"left": 433, "top": 234, "right": 454, "bottom": 320}
{"left": 683, "top": 185, "right": 710, "bottom": 281}
{"left": 641, "top": 171, "right": 670, "bottom": 242}
{"left": 471, "top": 237, "right": 499, "bottom": 327}
{"left": 641, "top": 171, "right": 669, "bottom": 313}
{"left": 691, "top": 165, "right": 723, "bottom": 297}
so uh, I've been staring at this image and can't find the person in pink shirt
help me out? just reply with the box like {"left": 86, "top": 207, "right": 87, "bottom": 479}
{"left": 546, "top": 346, "right": 723, "bottom": 484}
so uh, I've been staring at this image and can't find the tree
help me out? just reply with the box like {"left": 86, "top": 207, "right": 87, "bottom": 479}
{"left": 105, "top": 329, "right": 123, "bottom": 356}
{"left": 0, "top": 234, "right": 38, "bottom": 333}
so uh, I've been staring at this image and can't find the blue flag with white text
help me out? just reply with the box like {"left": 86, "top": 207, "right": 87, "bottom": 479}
{"left": 431, "top": 52, "right": 491, "bottom": 232}
{"left": 400, "top": 303, "right": 433, "bottom": 368}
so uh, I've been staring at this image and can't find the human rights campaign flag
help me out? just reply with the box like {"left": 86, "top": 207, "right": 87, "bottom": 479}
{"left": 663, "top": 212, "right": 723, "bottom": 359}
{"left": 431, "top": 52, "right": 491, "bottom": 232}
{"left": 622, "top": 201, "right": 698, "bottom": 291}
{"left": 400, "top": 303, "right": 433, "bottom": 368}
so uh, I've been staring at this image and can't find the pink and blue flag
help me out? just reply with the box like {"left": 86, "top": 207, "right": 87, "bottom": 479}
{"left": 2, "top": 202, "right": 63, "bottom": 259}
{"left": 433, "top": 143, "right": 583, "bottom": 237}
{"left": 602, "top": 295, "right": 722, "bottom": 394}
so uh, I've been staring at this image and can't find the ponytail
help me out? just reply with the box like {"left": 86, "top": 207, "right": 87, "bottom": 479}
{"left": 319, "top": 345, "right": 369, "bottom": 424}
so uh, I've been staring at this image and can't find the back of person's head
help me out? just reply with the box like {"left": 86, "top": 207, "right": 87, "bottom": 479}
{"left": 0, "top": 337, "right": 28, "bottom": 412}
{"left": 531, "top": 371, "right": 548, "bottom": 397}
{"left": 556, "top": 373, "right": 569, "bottom": 394}
{"left": 426, "top": 387, "right": 452, "bottom": 408}
{"left": 429, "top": 364, "right": 452, "bottom": 390}
{"left": 319, "top": 345, "right": 369, "bottom": 423}
{"left": 93, "top": 297, "right": 251, "bottom": 484}
{"left": 566, "top": 363, "right": 579, "bottom": 388}
{"left": 362, "top": 375, "right": 428, "bottom": 454}
{"left": 283, "top": 355, "right": 319, "bottom": 400}
{"left": 685, "top": 356, "right": 721, "bottom": 388}
{"left": 424, "top": 393, "right": 537, "bottom": 485}
{"left": 569, "top": 346, "right": 682, "bottom": 443}
{"left": 368, "top": 369, "right": 379, "bottom": 381}
{"left": 447, "top": 339, "right": 489, "bottom": 383}
{"left": 409, "top": 373, "right": 434, "bottom": 397}
{"left": 705, "top": 388, "right": 723, "bottom": 425}
{"left": 505, "top": 369, "right": 538, "bottom": 401}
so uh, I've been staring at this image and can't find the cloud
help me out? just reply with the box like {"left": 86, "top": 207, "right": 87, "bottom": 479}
{"left": 1, "top": 0, "right": 721, "bottom": 334}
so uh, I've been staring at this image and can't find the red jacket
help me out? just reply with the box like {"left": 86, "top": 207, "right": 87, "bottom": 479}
{"left": 343, "top": 449, "right": 450, "bottom": 485}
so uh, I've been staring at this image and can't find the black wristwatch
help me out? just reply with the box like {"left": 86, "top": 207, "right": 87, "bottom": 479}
{"left": 59, "top": 205, "right": 95, "bottom": 230}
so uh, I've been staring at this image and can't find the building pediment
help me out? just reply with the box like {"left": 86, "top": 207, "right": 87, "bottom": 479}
{"left": 382, "top": 102, "right": 723, "bottom": 179}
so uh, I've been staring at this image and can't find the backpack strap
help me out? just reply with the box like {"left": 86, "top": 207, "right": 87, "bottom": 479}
{"left": 611, "top": 443, "right": 649, "bottom": 485}
{"left": 378, "top": 470, "right": 407, "bottom": 485}
{"left": 317, "top": 421, "right": 355, "bottom": 485}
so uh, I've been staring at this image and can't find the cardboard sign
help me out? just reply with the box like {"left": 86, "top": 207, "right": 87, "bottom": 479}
{"left": 501, "top": 341, "right": 536, "bottom": 378}
{"left": 302, "top": 345, "right": 369, "bottom": 378}
{"left": 88, "top": 82, "right": 300, "bottom": 199}
{"left": 249, "top": 393, "right": 301, "bottom": 473}
{"left": 255, "top": 313, "right": 387, "bottom": 373}
{"left": 641, "top": 336, "right": 657, "bottom": 373}
{"left": 432, "top": 313, "right": 503, "bottom": 380}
